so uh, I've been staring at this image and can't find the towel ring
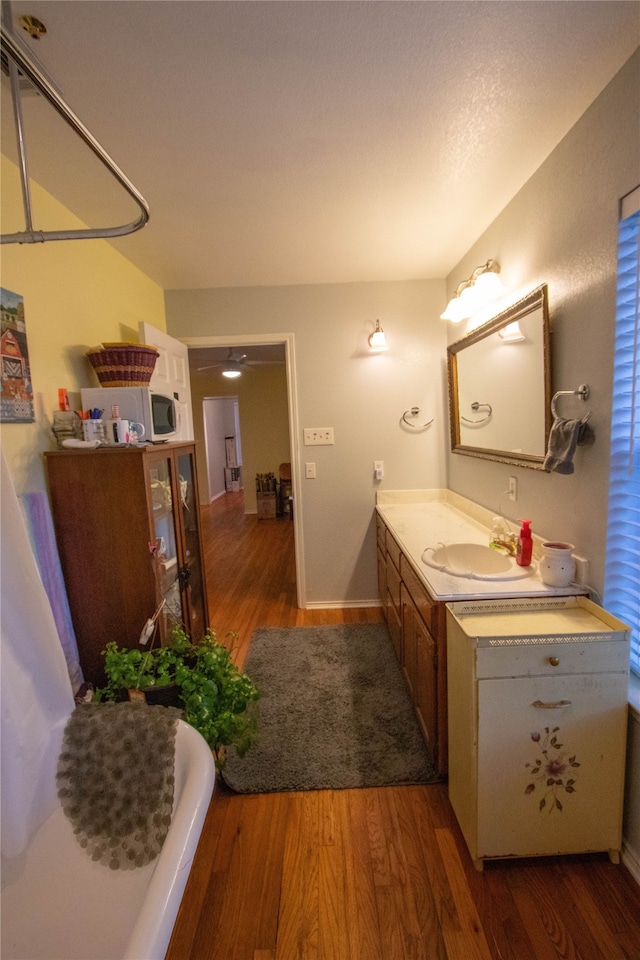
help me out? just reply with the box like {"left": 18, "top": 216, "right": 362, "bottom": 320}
{"left": 461, "top": 401, "right": 492, "bottom": 425}
{"left": 551, "top": 384, "right": 590, "bottom": 419}
{"left": 401, "top": 407, "right": 433, "bottom": 430}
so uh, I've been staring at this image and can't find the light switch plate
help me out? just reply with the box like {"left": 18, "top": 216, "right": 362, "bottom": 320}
{"left": 303, "top": 427, "right": 334, "bottom": 445}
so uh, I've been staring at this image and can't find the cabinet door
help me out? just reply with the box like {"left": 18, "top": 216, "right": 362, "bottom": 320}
{"left": 175, "top": 450, "right": 207, "bottom": 639}
{"left": 146, "top": 452, "right": 182, "bottom": 636}
{"left": 477, "top": 673, "right": 628, "bottom": 858}
{"left": 402, "top": 590, "right": 438, "bottom": 760}
{"left": 386, "top": 556, "right": 402, "bottom": 663}
{"left": 413, "top": 613, "right": 438, "bottom": 761}
{"left": 401, "top": 584, "right": 415, "bottom": 691}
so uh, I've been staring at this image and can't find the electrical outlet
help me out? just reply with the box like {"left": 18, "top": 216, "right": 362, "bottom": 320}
{"left": 573, "top": 555, "right": 589, "bottom": 584}
{"left": 373, "top": 460, "right": 384, "bottom": 480}
{"left": 508, "top": 476, "right": 517, "bottom": 501}
{"left": 303, "top": 427, "right": 334, "bottom": 445}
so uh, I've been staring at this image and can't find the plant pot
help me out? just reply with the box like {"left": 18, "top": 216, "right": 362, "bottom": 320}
{"left": 123, "top": 684, "right": 183, "bottom": 708}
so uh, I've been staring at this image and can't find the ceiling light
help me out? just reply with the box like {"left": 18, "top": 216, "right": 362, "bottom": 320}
{"left": 222, "top": 362, "right": 243, "bottom": 379}
{"left": 440, "top": 259, "right": 506, "bottom": 322}
{"left": 369, "top": 319, "right": 389, "bottom": 352}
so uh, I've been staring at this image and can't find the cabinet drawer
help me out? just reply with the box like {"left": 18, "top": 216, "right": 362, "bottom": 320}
{"left": 401, "top": 556, "right": 437, "bottom": 634}
{"left": 386, "top": 531, "right": 402, "bottom": 574}
{"left": 376, "top": 515, "right": 386, "bottom": 551}
{"left": 377, "top": 545, "right": 387, "bottom": 602}
{"left": 386, "top": 554, "right": 402, "bottom": 612}
{"left": 476, "top": 640, "right": 629, "bottom": 680}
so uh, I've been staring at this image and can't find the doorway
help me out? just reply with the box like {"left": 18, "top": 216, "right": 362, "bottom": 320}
{"left": 183, "top": 333, "right": 304, "bottom": 608}
{"left": 202, "top": 396, "right": 242, "bottom": 502}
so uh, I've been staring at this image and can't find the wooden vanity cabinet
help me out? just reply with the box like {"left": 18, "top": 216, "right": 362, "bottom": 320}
{"left": 377, "top": 514, "right": 447, "bottom": 774}
{"left": 401, "top": 559, "right": 447, "bottom": 772}
{"left": 45, "top": 442, "right": 208, "bottom": 686}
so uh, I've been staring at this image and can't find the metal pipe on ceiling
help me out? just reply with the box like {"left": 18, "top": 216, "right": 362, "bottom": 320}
{"left": 0, "top": 1, "right": 149, "bottom": 245}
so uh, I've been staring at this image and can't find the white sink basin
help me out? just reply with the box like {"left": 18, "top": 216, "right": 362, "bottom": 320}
{"left": 421, "top": 542, "right": 532, "bottom": 581}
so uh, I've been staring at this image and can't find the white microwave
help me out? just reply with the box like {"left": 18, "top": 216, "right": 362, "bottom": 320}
{"left": 80, "top": 386, "right": 179, "bottom": 442}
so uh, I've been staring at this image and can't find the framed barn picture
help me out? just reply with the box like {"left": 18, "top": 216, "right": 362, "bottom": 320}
{"left": 1, "top": 288, "right": 34, "bottom": 423}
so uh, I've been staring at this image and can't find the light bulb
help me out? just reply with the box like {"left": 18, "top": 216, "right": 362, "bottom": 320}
{"left": 369, "top": 320, "right": 388, "bottom": 351}
{"left": 474, "top": 270, "right": 505, "bottom": 301}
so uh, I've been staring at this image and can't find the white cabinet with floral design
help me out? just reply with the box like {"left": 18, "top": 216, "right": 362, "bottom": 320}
{"left": 446, "top": 597, "right": 630, "bottom": 871}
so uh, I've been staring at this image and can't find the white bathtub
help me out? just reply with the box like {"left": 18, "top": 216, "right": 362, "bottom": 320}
{"left": 1, "top": 719, "right": 215, "bottom": 960}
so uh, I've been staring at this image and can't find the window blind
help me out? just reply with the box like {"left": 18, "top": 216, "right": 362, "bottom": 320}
{"left": 604, "top": 196, "right": 640, "bottom": 676}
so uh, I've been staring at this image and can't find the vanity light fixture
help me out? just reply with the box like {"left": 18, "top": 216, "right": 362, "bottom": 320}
{"left": 368, "top": 319, "right": 389, "bottom": 352}
{"left": 440, "top": 259, "right": 506, "bottom": 322}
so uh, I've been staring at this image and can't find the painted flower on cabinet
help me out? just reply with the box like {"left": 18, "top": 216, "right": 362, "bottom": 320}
{"left": 524, "top": 726, "right": 580, "bottom": 812}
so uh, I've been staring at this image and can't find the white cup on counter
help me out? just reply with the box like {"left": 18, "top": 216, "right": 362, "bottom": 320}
{"left": 106, "top": 419, "right": 145, "bottom": 444}
{"left": 82, "top": 419, "right": 106, "bottom": 444}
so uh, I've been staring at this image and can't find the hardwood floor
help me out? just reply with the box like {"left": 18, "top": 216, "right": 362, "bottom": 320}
{"left": 166, "top": 492, "right": 640, "bottom": 960}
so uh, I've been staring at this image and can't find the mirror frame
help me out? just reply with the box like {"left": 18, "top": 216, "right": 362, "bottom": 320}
{"left": 447, "top": 284, "right": 551, "bottom": 470}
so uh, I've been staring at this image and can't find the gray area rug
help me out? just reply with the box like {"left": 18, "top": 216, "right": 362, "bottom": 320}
{"left": 222, "top": 622, "right": 441, "bottom": 793}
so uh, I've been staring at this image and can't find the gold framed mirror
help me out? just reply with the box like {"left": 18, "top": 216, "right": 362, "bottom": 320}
{"left": 447, "top": 284, "right": 551, "bottom": 469}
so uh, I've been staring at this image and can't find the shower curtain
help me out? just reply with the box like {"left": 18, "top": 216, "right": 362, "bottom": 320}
{"left": 1, "top": 450, "right": 75, "bottom": 861}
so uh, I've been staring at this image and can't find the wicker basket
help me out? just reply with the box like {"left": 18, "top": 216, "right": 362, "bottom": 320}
{"left": 86, "top": 343, "right": 159, "bottom": 387}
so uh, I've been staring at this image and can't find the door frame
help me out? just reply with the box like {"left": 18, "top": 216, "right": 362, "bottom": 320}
{"left": 181, "top": 332, "right": 305, "bottom": 609}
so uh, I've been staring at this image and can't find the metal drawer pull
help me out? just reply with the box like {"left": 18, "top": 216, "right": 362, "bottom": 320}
{"left": 548, "top": 656, "right": 560, "bottom": 666}
{"left": 532, "top": 699, "right": 572, "bottom": 709}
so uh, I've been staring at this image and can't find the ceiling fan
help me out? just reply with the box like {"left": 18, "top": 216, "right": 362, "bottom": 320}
{"left": 197, "top": 349, "right": 278, "bottom": 379}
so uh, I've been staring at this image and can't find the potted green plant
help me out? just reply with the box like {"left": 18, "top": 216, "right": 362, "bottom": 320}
{"left": 95, "top": 626, "right": 259, "bottom": 769}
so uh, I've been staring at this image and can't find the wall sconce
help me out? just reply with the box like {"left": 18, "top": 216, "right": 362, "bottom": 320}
{"left": 498, "top": 321, "right": 525, "bottom": 343}
{"left": 440, "top": 259, "right": 506, "bottom": 322}
{"left": 369, "top": 319, "right": 389, "bottom": 352}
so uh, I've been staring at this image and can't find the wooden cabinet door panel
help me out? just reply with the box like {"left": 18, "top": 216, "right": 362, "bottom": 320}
{"left": 413, "top": 614, "right": 438, "bottom": 760}
{"left": 401, "top": 584, "right": 416, "bottom": 692}
{"left": 477, "top": 673, "right": 628, "bottom": 858}
{"left": 387, "top": 594, "right": 402, "bottom": 663}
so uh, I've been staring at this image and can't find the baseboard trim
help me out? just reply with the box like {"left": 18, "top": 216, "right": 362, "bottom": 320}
{"left": 304, "top": 600, "right": 383, "bottom": 610}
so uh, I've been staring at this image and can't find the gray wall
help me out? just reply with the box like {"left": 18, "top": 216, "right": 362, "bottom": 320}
{"left": 445, "top": 50, "right": 639, "bottom": 595}
{"left": 166, "top": 279, "right": 447, "bottom": 604}
{"left": 443, "top": 50, "right": 639, "bottom": 877}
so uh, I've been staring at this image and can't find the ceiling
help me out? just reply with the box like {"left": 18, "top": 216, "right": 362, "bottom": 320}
{"left": 1, "top": 1, "right": 639, "bottom": 292}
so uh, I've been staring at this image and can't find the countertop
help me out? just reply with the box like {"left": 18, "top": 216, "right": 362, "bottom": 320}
{"left": 376, "top": 489, "right": 587, "bottom": 603}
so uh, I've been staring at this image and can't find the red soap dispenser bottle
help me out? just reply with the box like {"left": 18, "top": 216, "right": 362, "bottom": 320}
{"left": 516, "top": 519, "right": 533, "bottom": 567}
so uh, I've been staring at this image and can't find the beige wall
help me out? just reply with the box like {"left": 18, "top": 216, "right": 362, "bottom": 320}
{"left": 166, "top": 280, "right": 448, "bottom": 604}
{"left": 0, "top": 156, "right": 166, "bottom": 494}
{"left": 445, "top": 50, "right": 639, "bottom": 595}
{"left": 190, "top": 364, "right": 291, "bottom": 513}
